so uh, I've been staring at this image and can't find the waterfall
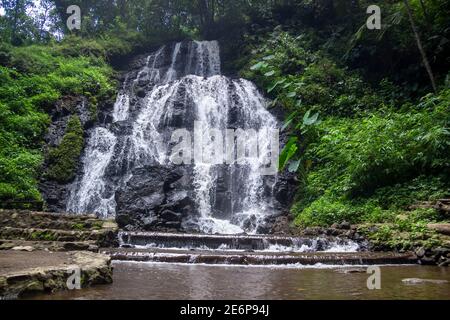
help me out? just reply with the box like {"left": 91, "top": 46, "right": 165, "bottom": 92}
{"left": 67, "top": 127, "right": 117, "bottom": 216}
{"left": 67, "top": 41, "right": 280, "bottom": 234}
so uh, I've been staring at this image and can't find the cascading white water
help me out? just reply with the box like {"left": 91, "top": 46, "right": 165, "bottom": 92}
{"left": 68, "top": 41, "right": 279, "bottom": 234}
{"left": 67, "top": 127, "right": 117, "bottom": 217}
{"left": 165, "top": 42, "right": 181, "bottom": 83}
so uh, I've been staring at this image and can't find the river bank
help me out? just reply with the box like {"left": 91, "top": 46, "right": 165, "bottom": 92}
{"left": 268, "top": 214, "right": 450, "bottom": 267}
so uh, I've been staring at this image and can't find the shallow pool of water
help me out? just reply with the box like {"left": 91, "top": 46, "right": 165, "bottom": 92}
{"left": 30, "top": 262, "right": 450, "bottom": 300}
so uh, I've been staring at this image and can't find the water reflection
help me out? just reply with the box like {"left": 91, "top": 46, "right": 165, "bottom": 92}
{"left": 29, "top": 262, "right": 450, "bottom": 300}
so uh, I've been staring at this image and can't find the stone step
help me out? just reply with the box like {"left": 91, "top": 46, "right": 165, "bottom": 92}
{"left": 0, "top": 218, "right": 104, "bottom": 232}
{"left": 0, "top": 209, "right": 107, "bottom": 231}
{"left": 0, "top": 239, "right": 99, "bottom": 252}
{"left": 0, "top": 210, "right": 119, "bottom": 248}
{"left": 0, "top": 227, "right": 115, "bottom": 247}
{"left": 0, "top": 209, "right": 98, "bottom": 221}
{"left": 119, "top": 231, "right": 360, "bottom": 252}
{"left": 102, "top": 247, "right": 417, "bottom": 266}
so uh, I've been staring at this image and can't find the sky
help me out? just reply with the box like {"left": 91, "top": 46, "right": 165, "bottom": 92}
{"left": 0, "top": 1, "right": 42, "bottom": 17}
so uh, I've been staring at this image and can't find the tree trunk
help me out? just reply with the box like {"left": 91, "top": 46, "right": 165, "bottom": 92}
{"left": 198, "top": 0, "right": 207, "bottom": 28}
{"left": 418, "top": 0, "right": 430, "bottom": 21}
{"left": 11, "top": 0, "right": 20, "bottom": 44}
{"left": 38, "top": 1, "right": 52, "bottom": 42}
{"left": 418, "top": 0, "right": 432, "bottom": 31}
{"left": 210, "top": 0, "right": 216, "bottom": 23}
{"left": 403, "top": 0, "right": 437, "bottom": 93}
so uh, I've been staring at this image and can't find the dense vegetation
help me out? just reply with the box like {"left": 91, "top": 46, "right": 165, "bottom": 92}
{"left": 0, "top": 42, "right": 115, "bottom": 201}
{"left": 244, "top": 30, "right": 449, "bottom": 224}
{"left": 0, "top": 0, "right": 449, "bottom": 248}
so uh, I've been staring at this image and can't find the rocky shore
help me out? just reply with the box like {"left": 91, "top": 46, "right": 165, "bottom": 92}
{"left": 0, "top": 250, "right": 112, "bottom": 299}
{"left": 267, "top": 215, "right": 450, "bottom": 267}
{"left": 0, "top": 209, "right": 118, "bottom": 299}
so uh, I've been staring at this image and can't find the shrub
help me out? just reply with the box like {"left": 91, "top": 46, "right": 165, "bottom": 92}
{"left": 293, "top": 89, "right": 450, "bottom": 227}
{"left": 309, "top": 91, "right": 449, "bottom": 197}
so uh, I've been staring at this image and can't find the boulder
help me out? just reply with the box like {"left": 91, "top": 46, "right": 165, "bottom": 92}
{"left": 115, "top": 165, "right": 196, "bottom": 230}
{"left": 427, "top": 224, "right": 450, "bottom": 236}
{"left": 402, "top": 278, "right": 448, "bottom": 285}
{"left": 415, "top": 247, "right": 426, "bottom": 258}
{"left": 11, "top": 246, "right": 35, "bottom": 252}
{"left": 0, "top": 251, "right": 112, "bottom": 299}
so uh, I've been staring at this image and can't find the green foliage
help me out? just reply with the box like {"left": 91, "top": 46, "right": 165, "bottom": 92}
{"left": 0, "top": 148, "right": 44, "bottom": 201}
{"left": 245, "top": 31, "right": 383, "bottom": 173}
{"left": 30, "top": 229, "right": 57, "bottom": 241}
{"left": 293, "top": 195, "right": 365, "bottom": 227}
{"left": 293, "top": 175, "right": 449, "bottom": 228}
{"left": 0, "top": 39, "right": 115, "bottom": 202}
{"left": 0, "top": 0, "right": 36, "bottom": 45}
{"left": 45, "top": 115, "right": 84, "bottom": 183}
{"left": 292, "top": 89, "right": 450, "bottom": 228}
{"left": 358, "top": 208, "right": 445, "bottom": 251}
{"left": 244, "top": 31, "right": 380, "bottom": 117}
{"left": 344, "top": 0, "right": 450, "bottom": 92}
{"left": 71, "top": 223, "right": 86, "bottom": 231}
{"left": 308, "top": 91, "right": 449, "bottom": 197}
{"left": 56, "top": 33, "right": 140, "bottom": 61}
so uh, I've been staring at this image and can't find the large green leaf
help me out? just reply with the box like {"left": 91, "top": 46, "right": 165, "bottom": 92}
{"left": 304, "top": 111, "right": 319, "bottom": 126}
{"left": 282, "top": 111, "right": 298, "bottom": 131}
{"left": 250, "top": 61, "right": 267, "bottom": 71}
{"left": 268, "top": 79, "right": 285, "bottom": 93}
{"left": 287, "top": 92, "right": 297, "bottom": 98}
{"left": 288, "top": 159, "right": 301, "bottom": 173}
{"left": 263, "top": 55, "right": 275, "bottom": 61}
{"left": 278, "top": 136, "right": 298, "bottom": 170}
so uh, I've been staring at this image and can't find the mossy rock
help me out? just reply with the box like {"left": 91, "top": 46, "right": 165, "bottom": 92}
{"left": 30, "top": 230, "right": 57, "bottom": 241}
{"left": 45, "top": 115, "right": 84, "bottom": 183}
{"left": 71, "top": 223, "right": 87, "bottom": 231}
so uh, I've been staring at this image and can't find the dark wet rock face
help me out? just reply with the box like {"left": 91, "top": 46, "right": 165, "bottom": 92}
{"left": 116, "top": 165, "right": 196, "bottom": 232}
{"left": 48, "top": 41, "right": 298, "bottom": 234}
